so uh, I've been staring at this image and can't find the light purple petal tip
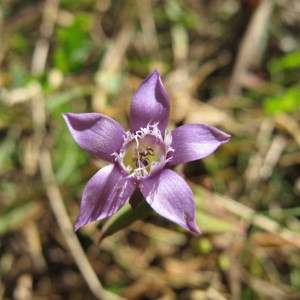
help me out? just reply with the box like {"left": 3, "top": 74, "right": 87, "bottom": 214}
{"left": 75, "top": 165, "right": 136, "bottom": 231}
{"left": 168, "top": 124, "right": 231, "bottom": 166}
{"left": 63, "top": 112, "right": 125, "bottom": 163}
{"left": 130, "top": 69, "right": 170, "bottom": 133}
{"left": 140, "top": 169, "right": 201, "bottom": 234}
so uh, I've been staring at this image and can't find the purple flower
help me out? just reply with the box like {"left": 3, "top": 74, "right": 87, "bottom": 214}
{"left": 63, "top": 70, "right": 230, "bottom": 234}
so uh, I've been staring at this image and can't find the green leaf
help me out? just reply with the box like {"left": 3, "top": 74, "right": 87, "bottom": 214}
{"left": 54, "top": 13, "right": 94, "bottom": 73}
{"left": 195, "top": 210, "right": 238, "bottom": 233}
{"left": 268, "top": 51, "right": 300, "bottom": 73}
{"left": 99, "top": 200, "right": 153, "bottom": 240}
{"left": 45, "top": 86, "right": 93, "bottom": 113}
{"left": 0, "top": 201, "right": 41, "bottom": 235}
{"left": 100, "top": 181, "right": 240, "bottom": 240}
{"left": 94, "top": 71, "right": 123, "bottom": 93}
{"left": 263, "top": 86, "right": 300, "bottom": 114}
{"left": 192, "top": 183, "right": 240, "bottom": 233}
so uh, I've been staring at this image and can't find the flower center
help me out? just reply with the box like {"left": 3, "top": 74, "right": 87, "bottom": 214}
{"left": 113, "top": 123, "right": 173, "bottom": 180}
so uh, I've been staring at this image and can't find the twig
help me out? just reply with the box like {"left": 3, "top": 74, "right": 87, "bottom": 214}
{"left": 274, "top": 113, "right": 300, "bottom": 148}
{"left": 39, "top": 150, "right": 126, "bottom": 300}
{"left": 215, "top": 192, "right": 300, "bottom": 248}
{"left": 136, "top": 0, "right": 159, "bottom": 57}
{"left": 228, "top": 0, "right": 274, "bottom": 96}
{"left": 30, "top": 0, "right": 127, "bottom": 298}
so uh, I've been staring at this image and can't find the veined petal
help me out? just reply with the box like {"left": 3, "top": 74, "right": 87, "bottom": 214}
{"left": 140, "top": 169, "right": 200, "bottom": 234}
{"left": 168, "top": 124, "right": 231, "bottom": 165}
{"left": 75, "top": 165, "right": 136, "bottom": 230}
{"left": 63, "top": 113, "right": 125, "bottom": 163}
{"left": 130, "top": 69, "right": 170, "bottom": 133}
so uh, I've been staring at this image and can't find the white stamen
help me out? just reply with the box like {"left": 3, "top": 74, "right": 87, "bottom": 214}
{"left": 112, "top": 123, "right": 174, "bottom": 180}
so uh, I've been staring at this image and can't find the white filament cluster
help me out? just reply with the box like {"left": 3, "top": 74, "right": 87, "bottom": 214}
{"left": 112, "top": 123, "right": 174, "bottom": 180}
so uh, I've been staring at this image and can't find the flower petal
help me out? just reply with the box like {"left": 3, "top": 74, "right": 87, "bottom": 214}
{"left": 140, "top": 169, "right": 200, "bottom": 234}
{"left": 63, "top": 113, "right": 125, "bottom": 163}
{"left": 130, "top": 69, "right": 170, "bottom": 133}
{"left": 168, "top": 124, "right": 231, "bottom": 165}
{"left": 75, "top": 165, "right": 136, "bottom": 230}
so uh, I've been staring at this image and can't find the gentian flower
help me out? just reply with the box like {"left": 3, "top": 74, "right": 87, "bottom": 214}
{"left": 63, "top": 70, "right": 230, "bottom": 234}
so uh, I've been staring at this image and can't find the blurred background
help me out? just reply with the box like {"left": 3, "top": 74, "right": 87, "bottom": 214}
{"left": 1, "top": 0, "right": 300, "bottom": 299}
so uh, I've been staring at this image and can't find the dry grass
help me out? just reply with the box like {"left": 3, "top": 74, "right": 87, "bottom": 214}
{"left": 1, "top": 0, "right": 300, "bottom": 299}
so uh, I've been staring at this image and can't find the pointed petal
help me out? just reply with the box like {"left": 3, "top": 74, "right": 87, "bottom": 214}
{"left": 168, "top": 124, "right": 231, "bottom": 165}
{"left": 130, "top": 69, "right": 170, "bottom": 133}
{"left": 63, "top": 113, "right": 125, "bottom": 163}
{"left": 140, "top": 169, "right": 200, "bottom": 234}
{"left": 75, "top": 165, "right": 136, "bottom": 230}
